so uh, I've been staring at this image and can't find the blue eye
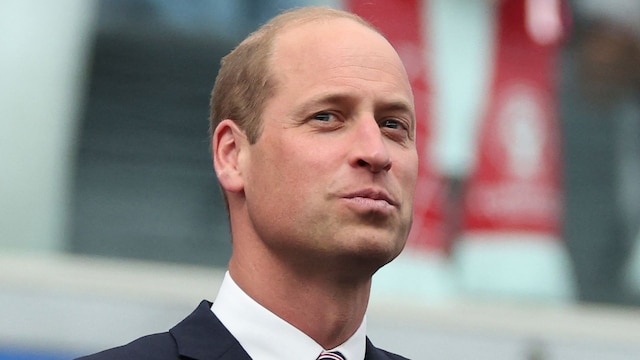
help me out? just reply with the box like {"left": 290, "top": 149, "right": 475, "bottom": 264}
{"left": 313, "top": 112, "right": 333, "bottom": 121}
{"left": 382, "top": 119, "right": 402, "bottom": 129}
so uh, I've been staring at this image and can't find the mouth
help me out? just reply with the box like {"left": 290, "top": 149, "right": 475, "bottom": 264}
{"left": 342, "top": 189, "right": 398, "bottom": 208}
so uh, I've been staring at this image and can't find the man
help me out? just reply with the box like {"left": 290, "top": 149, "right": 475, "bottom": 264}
{"left": 78, "top": 6, "right": 417, "bottom": 360}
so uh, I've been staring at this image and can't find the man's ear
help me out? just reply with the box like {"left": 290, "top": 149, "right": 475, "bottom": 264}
{"left": 212, "top": 119, "right": 247, "bottom": 193}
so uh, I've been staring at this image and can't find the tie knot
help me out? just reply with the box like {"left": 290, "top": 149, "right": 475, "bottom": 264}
{"left": 317, "top": 350, "right": 346, "bottom": 360}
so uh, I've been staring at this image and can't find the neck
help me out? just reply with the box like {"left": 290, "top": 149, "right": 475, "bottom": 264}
{"left": 228, "top": 249, "right": 372, "bottom": 349}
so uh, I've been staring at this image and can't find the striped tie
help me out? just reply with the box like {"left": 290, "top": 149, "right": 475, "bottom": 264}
{"left": 317, "top": 350, "right": 346, "bottom": 360}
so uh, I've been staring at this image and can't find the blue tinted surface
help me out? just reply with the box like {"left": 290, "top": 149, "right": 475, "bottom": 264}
{"left": 0, "top": 348, "right": 76, "bottom": 360}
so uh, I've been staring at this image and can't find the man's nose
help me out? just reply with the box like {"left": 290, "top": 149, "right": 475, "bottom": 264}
{"left": 350, "top": 118, "right": 392, "bottom": 173}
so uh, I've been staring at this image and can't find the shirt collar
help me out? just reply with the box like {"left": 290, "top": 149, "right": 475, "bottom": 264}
{"left": 211, "top": 271, "right": 366, "bottom": 360}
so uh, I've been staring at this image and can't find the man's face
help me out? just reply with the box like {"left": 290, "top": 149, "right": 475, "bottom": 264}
{"left": 240, "top": 18, "right": 418, "bottom": 273}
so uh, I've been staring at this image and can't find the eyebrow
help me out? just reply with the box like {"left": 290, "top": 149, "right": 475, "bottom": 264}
{"left": 294, "top": 92, "right": 354, "bottom": 115}
{"left": 294, "top": 92, "right": 415, "bottom": 124}
{"left": 377, "top": 101, "right": 415, "bottom": 123}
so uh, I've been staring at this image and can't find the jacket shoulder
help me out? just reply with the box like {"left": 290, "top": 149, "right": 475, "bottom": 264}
{"left": 377, "top": 348, "right": 410, "bottom": 360}
{"left": 365, "top": 338, "right": 410, "bottom": 360}
{"left": 75, "top": 332, "right": 178, "bottom": 360}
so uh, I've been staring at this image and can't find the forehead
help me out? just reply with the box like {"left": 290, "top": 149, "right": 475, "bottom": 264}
{"left": 274, "top": 19, "right": 395, "bottom": 67}
{"left": 269, "top": 18, "right": 413, "bottom": 101}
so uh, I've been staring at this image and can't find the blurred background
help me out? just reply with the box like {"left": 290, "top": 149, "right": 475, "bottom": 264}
{"left": 1, "top": 0, "right": 639, "bottom": 359}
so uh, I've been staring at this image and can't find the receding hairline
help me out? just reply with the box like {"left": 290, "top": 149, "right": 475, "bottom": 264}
{"left": 209, "top": 7, "right": 387, "bottom": 143}
{"left": 252, "top": 7, "right": 385, "bottom": 67}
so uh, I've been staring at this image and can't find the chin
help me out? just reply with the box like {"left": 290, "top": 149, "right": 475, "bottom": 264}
{"left": 346, "top": 235, "right": 405, "bottom": 271}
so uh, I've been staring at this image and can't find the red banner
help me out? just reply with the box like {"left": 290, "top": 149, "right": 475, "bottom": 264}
{"left": 462, "top": 0, "right": 564, "bottom": 236}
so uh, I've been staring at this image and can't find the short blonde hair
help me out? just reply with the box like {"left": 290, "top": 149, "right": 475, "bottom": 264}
{"left": 209, "top": 7, "right": 378, "bottom": 143}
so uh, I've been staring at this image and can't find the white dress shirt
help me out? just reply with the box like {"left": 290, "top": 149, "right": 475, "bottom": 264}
{"left": 211, "top": 271, "right": 366, "bottom": 360}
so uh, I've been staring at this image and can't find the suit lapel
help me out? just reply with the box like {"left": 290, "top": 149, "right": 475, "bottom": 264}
{"left": 365, "top": 337, "right": 408, "bottom": 360}
{"left": 365, "top": 337, "right": 384, "bottom": 360}
{"left": 169, "top": 300, "right": 252, "bottom": 360}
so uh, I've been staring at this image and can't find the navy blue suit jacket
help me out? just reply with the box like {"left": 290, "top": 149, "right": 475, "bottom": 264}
{"left": 77, "top": 300, "right": 409, "bottom": 360}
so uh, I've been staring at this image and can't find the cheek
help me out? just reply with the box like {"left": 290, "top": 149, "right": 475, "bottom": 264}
{"left": 250, "top": 140, "right": 324, "bottom": 206}
{"left": 396, "top": 151, "right": 419, "bottom": 209}
{"left": 396, "top": 149, "right": 419, "bottom": 184}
